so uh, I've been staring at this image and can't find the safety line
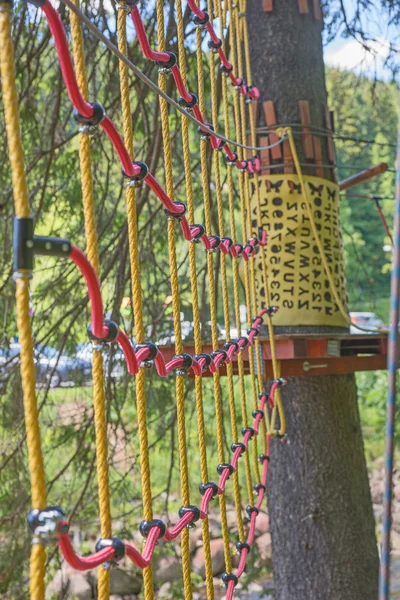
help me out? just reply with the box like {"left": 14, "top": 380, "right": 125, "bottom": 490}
{"left": 256, "top": 123, "right": 398, "bottom": 149}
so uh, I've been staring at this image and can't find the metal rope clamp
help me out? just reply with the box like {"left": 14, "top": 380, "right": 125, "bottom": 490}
{"left": 27, "top": 506, "right": 68, "bottom": 545}
{"left": 174, "top": 353, "right": 193, "bottom": 376}
{"left": 95, "top": 537, "right": 126, "bottom": 569}
{"left": 155, "top": 51, "right": 177, "bottom": 74}
{"left": 116, "top": 0, "right": 139, "bottom": 12}
{"left": 73, "top": 102, "right": 106, "bottom": 135}
{"left": 124, "top": 160, "right": 148, "bottom": 188}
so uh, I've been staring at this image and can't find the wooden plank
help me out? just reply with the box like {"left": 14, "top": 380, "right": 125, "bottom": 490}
{"left": 251, "top": 99, "right": 259, "bottom": 129}
{"left": 339, "top": 163, "right": 388, "bottom": 191}
{"left": 313, "top": 136, "right": 324, "bottom": 177}
{"left": 298, "top": 0, "right": 309, "bottom": 14}
{"left": 324, "top": 105, "right": 336, "bottom": 164}
{"left": 298, "top": 100, "right": 314, "bottom": 159}
{"left": 246, "top": 135, "right": 253, "bottom": 160}
{"left": 259, "top": 135, "right": 271, "bottom": 174}
{"left": 262, "top": 100, "right": 282, "bottom": 161}
{"left": 263, "top": 0, "right": 273, "bottom": 12}
{"left": 312, "top": 0, "right": 322, "bottom": 19}
{"left": 283, "top": 139, "right": 294, "bottom": 173}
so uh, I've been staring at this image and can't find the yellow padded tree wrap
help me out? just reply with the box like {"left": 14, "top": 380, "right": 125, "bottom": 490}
{"left": 248, "top": 175, "right": 348, "bottom": 327}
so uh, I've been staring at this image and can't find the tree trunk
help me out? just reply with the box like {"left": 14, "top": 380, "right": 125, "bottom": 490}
{"left": 246, "top": 1, "right": 380, "bottom": 598}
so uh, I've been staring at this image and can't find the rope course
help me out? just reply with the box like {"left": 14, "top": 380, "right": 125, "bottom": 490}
{"left": 1, "top": 0, "right": 287, "bottom": 596}
{"left": 1, "top": 0, "right": 392, "bottom": 598}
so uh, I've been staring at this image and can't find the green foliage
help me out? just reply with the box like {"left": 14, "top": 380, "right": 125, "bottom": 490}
{"left": 327, "top": 68, "right": 398, "bottom": 321}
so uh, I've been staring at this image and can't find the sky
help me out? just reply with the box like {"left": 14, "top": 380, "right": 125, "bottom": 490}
{"left": 323, "top": 0, "right": 399, "bottom": 81}
{"left": 88, "top": 0, "right": 399, "bottom": 82}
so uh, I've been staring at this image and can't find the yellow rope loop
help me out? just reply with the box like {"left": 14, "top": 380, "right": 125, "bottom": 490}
{"left": 209, "top": 37, "right": 245, "bottom": 543}
{"left": 221, "top": 0, "right": 254, "bottom": 504}
{"left": 229, "top": 1, "right": 261, "bottom": 484}
{"left": 69, "top": 4, "right": 112, "bottom": 597}
{"left": 116, "top": 9, "right": 155, "bottom": 596}
{"left": 0, "top": 6, "right": 47, "bottom": 598}
{"left": 196, "top": 23, "right": 233, "bottom": 574}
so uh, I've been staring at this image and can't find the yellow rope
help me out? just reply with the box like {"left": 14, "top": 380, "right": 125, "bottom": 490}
{"left": 196, "top": 25, "right": 232, "bottom": 575}
{"left": 224, "top": 0, "right": 254, "bottom": 504}
{"left": 174, "top": 0, "right": 214, "bottom": 592}
{"left": 0, "top": 5, "right": 47, "bottom": 598}
{"left": 155, "top": 2, "right": 192, "bottom": 595}
{"left": 69, "top": 4, "right": 111, "bottom": 598}
{"left": 208, "top": 22, "right": 245, "bottom": 545}
{"left": 239, "top": 3, "right": 286, "bottom": 436}
{"left": 117, "top": 8, "right": 155, "bottom": 597}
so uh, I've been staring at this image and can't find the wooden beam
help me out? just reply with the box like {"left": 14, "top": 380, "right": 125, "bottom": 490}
{"left": 324, "top": 105, "right": 336, "bottom": 164}
{"left": 298, "top": 100, "right": 314, "bottom": 159}
{"left": 339, "top": 163, "right": 388, "bottom": 191}
{"left": 157, "top": 334, "right": 390, "bottom": 378}
{"left": 283, "top": 139, "right": 294, "bottom": 173}
{"left": 262, "top": 100, "right": 282, "bottom": 160}
{"left": 313, "top": 136, "right": 324, "bottom": 177}
{"left": 311, "top": 0, "right": 322, "bottom": 20}
{"left": 263, "top": 0, "right": 273, "bottom": 12}
{"left": 259, "top": 135, "right": 271, "bottom": 174}
{"left": 297, "top": 0, "right": 309, "bottom": 14}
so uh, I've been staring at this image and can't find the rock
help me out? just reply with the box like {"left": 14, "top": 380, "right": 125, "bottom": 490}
{"left": 69, "top": 572, "right": 93, "bottom": 600}
{"left": 393, "top": 530, "right": 400, "bottom": 551}
{"left": 154, "top": 555, "right": 182, "bottom": 584}
{"left": 192, "top": 538, "right": 226, "bottom": 577}
{"left": 254, "top": 511, "right": 269, "bottom": 536}
{"left": 189, "top": 526, "right": 203, "bottom": 553}
{"left": 208, "top": 516, "right": 222, "bottom": 539}
{"left": 109, "top": 567, "right": 141, "bottom": 595}
{"left": 255, "top": 532, "right": 272, "bottom": 561}
{"left": 46, "top": 568, "right": 68, "bottom": 598}
{"left": 157, "top": 582, "right": 171, "bottom": 597}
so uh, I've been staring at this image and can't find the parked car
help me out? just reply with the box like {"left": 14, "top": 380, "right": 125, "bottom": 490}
{"left": 76, "top": 342, "right": 126, "bottom": 379}
{"left": 0, "top": 343, "right": 92, "bottom": 389}
{"left": 349, "top": 312, "right": 385, "bottom": 334}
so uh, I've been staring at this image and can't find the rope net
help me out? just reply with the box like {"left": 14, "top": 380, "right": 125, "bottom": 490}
{"left": 0, "top": 0, "right": 326, "bottom": 597}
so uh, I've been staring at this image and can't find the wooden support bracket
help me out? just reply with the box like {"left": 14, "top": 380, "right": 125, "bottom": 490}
{"left": 339, "top": 163, "right": 388, "bottom": 191}
{"left": 158, "top": 333, "right": 390, "bottom": 378}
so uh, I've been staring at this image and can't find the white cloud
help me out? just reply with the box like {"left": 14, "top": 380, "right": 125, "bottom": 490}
{"left": 324, "top": 38, "right": 391, "bottom": 78}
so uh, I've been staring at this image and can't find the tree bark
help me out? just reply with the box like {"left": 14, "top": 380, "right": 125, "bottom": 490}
{"left": 246, "top": 1, "right": 380, "bottom": 598}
